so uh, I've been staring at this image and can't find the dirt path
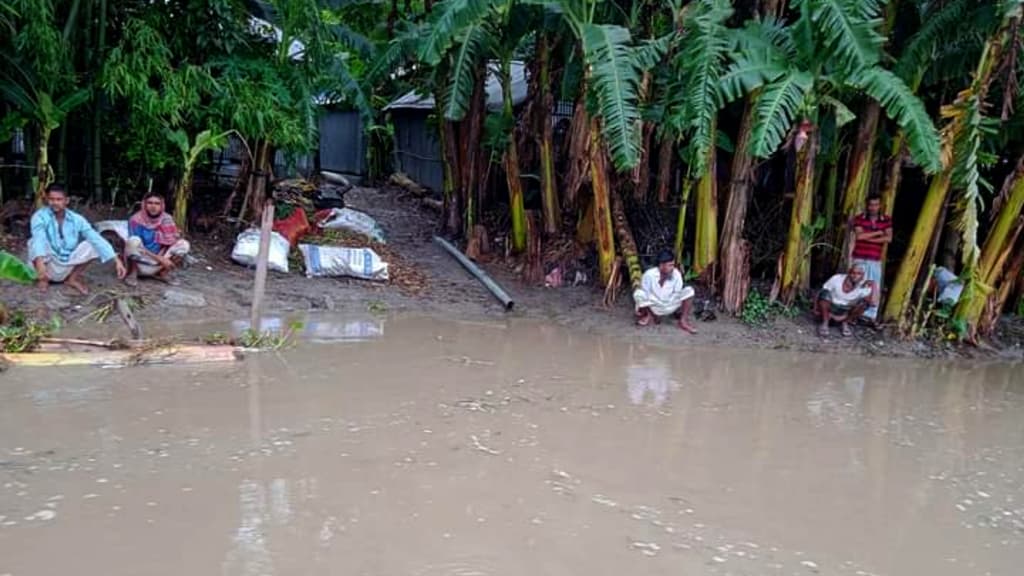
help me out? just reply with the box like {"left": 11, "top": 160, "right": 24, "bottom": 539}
{"left": 2, "top": 186, "right": 1022, "bottom": 360}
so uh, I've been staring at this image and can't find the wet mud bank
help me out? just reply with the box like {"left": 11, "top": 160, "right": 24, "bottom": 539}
{"left": 2, "top": 185, "right": 1022, "bottom": 361}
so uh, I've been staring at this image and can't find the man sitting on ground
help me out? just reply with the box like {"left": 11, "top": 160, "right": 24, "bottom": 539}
{"left": 634, "top": 249, "right": 698, "bottom": 334}
{"left": 815, "top": 263, "right": 878, "bottom": 338}
{"left": 29, "top": 183, "right": 125, "bottom": 294}
{"left": 124, "top": 192, "right": 190, "bottom": 286}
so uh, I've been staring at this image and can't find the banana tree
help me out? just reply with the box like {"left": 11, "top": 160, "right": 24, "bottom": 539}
{"left": 954, "top": 154, "right": 1024, "bottom": 339}
{"left": 719, "top": 0, "right": 941, "bottom": 304}
{"left": 417, "top": 0, "right": 537, "bottom": 250}
{"left": 0, "top": 251, "right": 36, "bottom": 284}
{"left": 531, "top": 0, "right": 665, "bottom": 284}
{"left": 0, "top": 0, "right": 88, "bottom": 205}
{"left": 661, "top": 0, "right": 733, "bottom": 279}
{"left": 719, "top": 0, "right": 785, "bottom": 314}
{"left": 166, "top": 129, "right": 234, "bottom": 231}
{"left": 883, "top": 0, "right": 1023, "bottom": 324}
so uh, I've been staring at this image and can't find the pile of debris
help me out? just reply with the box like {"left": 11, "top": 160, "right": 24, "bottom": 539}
{"left": 229, "top": 177, "right": 428, "bottom": 294}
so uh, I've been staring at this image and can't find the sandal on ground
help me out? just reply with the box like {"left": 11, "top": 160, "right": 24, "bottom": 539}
{"left": 841, "top": 323, "right": 853, "bottom": 337}
{"left": 817, "top": 325, "right": 830, "bottom": 338}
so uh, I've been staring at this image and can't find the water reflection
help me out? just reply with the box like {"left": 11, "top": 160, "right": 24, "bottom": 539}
{"left": 231, "top": 316, "right": 384, "bottom": 343}
{"left": 625, "top": 353, "right": 678, "bottom": 407}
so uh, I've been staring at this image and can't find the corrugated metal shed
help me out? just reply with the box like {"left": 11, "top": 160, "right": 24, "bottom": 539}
{"left": 318, "top": 110, "right": 366, "bottom": 176}
{"left": 385, "top": 61, "right": 528, "bottom": 111}
{"left": 391, "top": 110, "right": 444, "bottom": 192}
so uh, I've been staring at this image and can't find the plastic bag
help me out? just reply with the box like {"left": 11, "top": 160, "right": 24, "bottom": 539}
{"left": 272, "top": 208, "right": 310, "bottom": 247}
{"left": 315, "top": 208, "right": 386, "bottom": 243}
{"left": 231, "top": 229, "right": 290, "bottom": 273}
{"left": 298, "top": 244, "right": 388, "bottom": 281}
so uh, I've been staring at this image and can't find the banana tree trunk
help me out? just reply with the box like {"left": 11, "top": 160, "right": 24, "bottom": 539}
{"left": 776, "top": 126, "right": 818, "bottom": 305}
{"left": 538, "top": 34, "right": 559, "bottom": 235}
{"left": 460, "top": 65, "right": 487, "bottom": 237}
{"left": 978, "top": 240, "right": 1024, "bottom": 336}
{"left": 34, "top": 125, "right": 53, "bottom": 207}
{"left": 589, "top": 116, "right": 616, "bottom": 286}
{"left": 880, "top": 137, "right": 905, "bottom": 215}
{"left": 632, "top": 73, "right": 653, "bottom": 203}
{"left": 611, "top": 187, "right": 642, "bottom": 291}
{"left": 719, "top": 94, "right": 757, "bottom": 313}
{"left": 564, "top": 90, "right": 590, "bottom": 211}
{"left": 954, "top": 156, "right": 1024, "bottom": 335}
{"left": 674, "top": 178, "right": 693, "bottom": 264}
{"left": 694, "top": 140, "right": 717, "bottom": 282}
{"left": 439, "top": 119, "right": 461, "bottom": 234}
{"left": 884, "top": 27, "right": 1007, "bottom": 324}
{"left": 502, "top": 59, "right": 527, "bottom": 253}
{"left": 172, "top": 172, "right": 194, "bottom": 232}
{"left": 655, "top": 135, "right": 673, "bottom": 204}
{"left": 883, "top": 171, "right": 953, "bottom": 324}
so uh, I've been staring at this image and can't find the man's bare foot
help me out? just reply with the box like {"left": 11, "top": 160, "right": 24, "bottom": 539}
{"left": 636, "top": 313, "right": 653, "bottom": 327}
{"left": 841, "top": 323, "right": 853, "bottom": 337}
{"left": 65, "top": 276, "right": 89, "bottom": 295}
{"left": 678, "top": 319, "right": 698, "bottom": 334}
{"left": 154, "top": 272, "right": 180, "bottom": 286}
{"left": 36, "top": 278, "right": 49, "bottom": 292}
{"left": 818, "top": 324, "right": 830, "bottom": 338}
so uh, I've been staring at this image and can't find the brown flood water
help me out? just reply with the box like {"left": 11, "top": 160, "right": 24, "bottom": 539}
{"left": 1, "top": 316, "right": 1023, "bottom": 576}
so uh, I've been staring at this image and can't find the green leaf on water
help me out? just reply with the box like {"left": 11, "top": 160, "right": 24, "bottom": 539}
{"left": 0, "top": 250, "right": 36, "bottom": 284}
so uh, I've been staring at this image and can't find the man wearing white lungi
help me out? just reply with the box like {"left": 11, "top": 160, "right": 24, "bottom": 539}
{"left": 633, "top": 249, "right": 697, "bottom": 334}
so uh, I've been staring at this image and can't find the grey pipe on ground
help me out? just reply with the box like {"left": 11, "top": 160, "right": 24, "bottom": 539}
{"left": 433, "top": 236, "right": 515, "bottom": 311}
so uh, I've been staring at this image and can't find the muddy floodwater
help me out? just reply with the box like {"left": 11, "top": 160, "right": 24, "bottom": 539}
{"left": 1, "top": 316, "right": 1023, "bottom": 576}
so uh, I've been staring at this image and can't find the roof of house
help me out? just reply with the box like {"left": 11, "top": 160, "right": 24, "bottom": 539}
{"left": 385, "top": 60, "right": 528, "bottom": 112}
{"left": 249, "top": 16, "right": 305, "bottom": 60}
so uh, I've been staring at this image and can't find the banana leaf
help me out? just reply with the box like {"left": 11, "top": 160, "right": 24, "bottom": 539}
{"left": 0, "top": 251, "right": 36, "bottom": 284}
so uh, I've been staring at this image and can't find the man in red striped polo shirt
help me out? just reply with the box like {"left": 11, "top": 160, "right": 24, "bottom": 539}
{"left": 850, "top": 194, "right": 892, "bottom": 323}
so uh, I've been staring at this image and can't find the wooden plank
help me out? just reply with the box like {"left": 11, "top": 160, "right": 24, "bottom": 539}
{"left": 1, "top": 345, "right": 243, "bottom": 368}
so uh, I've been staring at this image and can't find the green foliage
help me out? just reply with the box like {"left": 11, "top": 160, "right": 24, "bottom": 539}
{"left": 740, "top": 290, "right": 797, "bottom": 327}
{"left": 0, "top": 312, "right": 60, "bottom": 353}
{"left": 718, "top": 0, "right": 941, "bottom": 171}
{"left": 0, "top": 251, "right": 36, "bottom": 284}
{"left": 850, "top": 68, "right": 942, "bottom": 173}
{"left": 894, "top": 0, "right": 981, "bottom": 84}
{"left": 0, "top": 0, "right": 87, "bottom": 149}
{"left": 664, "top": 0, "right": 733, "bottom": 174}
{"left": 580, "top": 23, "right": 651, "bottom": 170}
{"left": 238, "top": 320, "right": 303, "bottom": 350}
{"left": 102, "top": 18, "right": 217, "bottom": 170}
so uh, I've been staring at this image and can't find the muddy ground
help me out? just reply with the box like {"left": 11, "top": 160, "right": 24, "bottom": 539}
{"left": 2, "top": 185, "right": 1022, "bottom": 361}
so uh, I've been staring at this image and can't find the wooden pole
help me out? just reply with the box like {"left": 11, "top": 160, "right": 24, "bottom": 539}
{"left": 250, "top": 199, "right": 274, "bottom": 332}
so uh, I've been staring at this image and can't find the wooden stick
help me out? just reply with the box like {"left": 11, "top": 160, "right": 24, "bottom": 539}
{"left": 250, "top": 199, "right": 274, "bottom": 332}
{"left": 116, "top": 297, "right": 143, "bottom": 339}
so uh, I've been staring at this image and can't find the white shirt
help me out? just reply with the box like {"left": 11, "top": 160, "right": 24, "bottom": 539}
{"left": 640, "top": 267, "right": 684, "bottom": 306}
{"left": 823, "top": 274, "right": 872, "bottom": 307}
{"left": 934, "top": 266, "right": 963, "bottom": 304}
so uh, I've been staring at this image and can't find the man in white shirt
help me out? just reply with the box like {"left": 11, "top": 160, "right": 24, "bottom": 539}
{"left": 633, "top": 249, "right": 697, "bottom": 333}
{"left": 815, "top": 263, "right": 878, "bottom": 337}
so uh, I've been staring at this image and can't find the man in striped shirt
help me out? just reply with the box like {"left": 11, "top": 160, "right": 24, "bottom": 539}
{"left": 850, "top": 194, "right": 892, "bottom": 323}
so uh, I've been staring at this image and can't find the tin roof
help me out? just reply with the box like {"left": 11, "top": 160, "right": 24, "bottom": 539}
{"left": 385, "top": 60, "right": 528, "bottom": 112}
